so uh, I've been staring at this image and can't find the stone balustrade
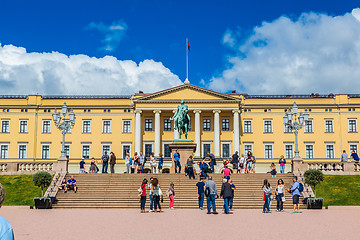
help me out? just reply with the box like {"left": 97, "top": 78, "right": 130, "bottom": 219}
{"left": 0, "top": 158, "right": 68, "bottom": 175}
{"left": 293, "top": 158, "right": 360, "bottom": 175}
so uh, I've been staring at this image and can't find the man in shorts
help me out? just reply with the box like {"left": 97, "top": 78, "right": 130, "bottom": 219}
{"left": 0, "top": 183, "right": 14, "bottom": 239}
{"left": 288, "top": 176, "right": 301, "bottom": 213}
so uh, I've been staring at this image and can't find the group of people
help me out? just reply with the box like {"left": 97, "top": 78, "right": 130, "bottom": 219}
{"left": 341, "top": 150, "right": 359, "bottom": 162}
{"left": 139, "top": 177, "right": 175, "bottom": 213}
{"left": 229, "top": 151, "right": 256, "bottom": 174}
{"left": 58, "top": 176, "right": 77, "bottom": 193}
{"left": 262, "top": 176, "right": 302, "bottom": 213}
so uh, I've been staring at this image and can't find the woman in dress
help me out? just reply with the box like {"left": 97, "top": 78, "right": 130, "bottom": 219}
{"left": 134, "top": 152, "right": 139, "bottom": 174}
{"left": 158, "top": 153, "right": 163, "bottom": 174}
{"left": 150, "top": 152, "right": 157, "bottom": 174}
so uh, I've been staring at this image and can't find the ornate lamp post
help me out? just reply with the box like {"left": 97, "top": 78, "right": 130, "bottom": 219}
{"left": 283, "top": 102, "right": 309, "bottom": 159}
{"left": 52, "top": 103, "right": 76, "bottom": 158}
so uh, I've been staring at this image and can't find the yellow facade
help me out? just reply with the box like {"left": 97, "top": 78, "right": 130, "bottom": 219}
{"left": 0, "top": 84, "right": 359, "bottom": 163}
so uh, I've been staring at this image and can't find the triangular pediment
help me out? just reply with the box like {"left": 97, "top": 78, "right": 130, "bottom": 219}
{"left": 134, "top": 84, "right": 240, "bottom": 102}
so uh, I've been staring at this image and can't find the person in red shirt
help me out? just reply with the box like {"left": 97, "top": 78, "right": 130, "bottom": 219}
{"left": 223, "top": 165, "right": 231, "bottom": 181}
{"left": 140, "top": 179, "right": 148, "bottom": 213}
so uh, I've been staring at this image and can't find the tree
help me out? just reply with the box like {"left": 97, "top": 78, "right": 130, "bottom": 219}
{"left": 304, "top": 169, "right": 324, "bottom": 197}
{"left": 32, "top": 171, "right": 52, "bottom": 196}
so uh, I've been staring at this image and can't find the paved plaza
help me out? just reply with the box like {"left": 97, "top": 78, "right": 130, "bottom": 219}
{"left": 1, "top": 206, "right": 359, "bottom": 240}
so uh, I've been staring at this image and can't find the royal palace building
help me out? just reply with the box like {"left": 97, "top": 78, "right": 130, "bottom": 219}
{"left": 0, "top": 83, "right": 359, "bottom": 163}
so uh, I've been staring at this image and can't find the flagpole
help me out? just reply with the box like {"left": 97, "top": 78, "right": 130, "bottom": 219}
{"left": 186, "top": 38, "right": 188, "bottom": 81}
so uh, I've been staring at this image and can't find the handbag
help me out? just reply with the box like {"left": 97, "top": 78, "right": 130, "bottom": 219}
{"left": 159, "top": 187, "right": 163, "bottom": 196}
{"left": 281, "top": 196, "right": 286, "bottom": 202}
{"left": 239, "top": 163, "right": 244, "bottom": 168}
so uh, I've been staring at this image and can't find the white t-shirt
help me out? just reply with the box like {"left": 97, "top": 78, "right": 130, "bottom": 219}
{"left": 277, "top": 185, "right": 284, "bottom": 194}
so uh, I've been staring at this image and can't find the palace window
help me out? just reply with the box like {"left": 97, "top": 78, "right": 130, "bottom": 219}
{"left": 221, "top": 119, "right": 230, "bottom": 131}
{"left": 285, "top": 145, "right": 293, "bottom": 159}
{"left": 222, "top": 144, "right": 230, "bottom": 158}
{"left": 243, "top": 120, "right": 252, "bottom": 133}
{"left": 123, "top": 145, "right": 130, "bottom": 159}
{"left": 325, "top": 120, "right": 334, "bottom": 133}
{"left": 82, "top": 120, "right": 91, "bottom": 133}
{"left": 264, "top": 120, "right": 272, "bottom": 133}
{"left": 326, "top": 145, "right": 335, "bottom": 159}
{"left": 145, "top": 119, "right": 153, "bottom": 131}
{"left": 145, "top": 144, "right": 152, "bottom": 158}
{"left": 19, "top": 120, "right": 28, "bottom": 133}
{"left": 350, "top": 144, "right": 358, "bottom": 153}
{"left": 64, "top": 145, "right": 70, "bottom": 158}
{"left": 103, "top": 120, "right": 111, "bottom": 133}
{"left": 123, "top": 120, "right": 131, "bottom": 133}
{"left": 244, "top": 144, "right": 253, "bottom": 154}
{"left": 41, "top": 145, "right": 50, "bottom": 159}
{"left": 203, "top": 119, "right": 211, "bottom": 131}
{"left": 284, "top": 120, "right": 292, "bottom": 133}
{"left": 305, "top": 120, "right": 313, "bottom": 133}
{"left": 102, "top": 145, "right": 110, "bottom": 155}
{"left": 348, "top": 119, "right": 357, "bottom": 133}
{"left": 203, "top": 144, "right": 211, "bottom": 158}
{"left": 264, "top": 145, "right": 273, "bottom": 159}
{"left": 18, "top": 145, "right": 27, "bottom": 159}
{"left": 164, "top": 119, "right": 172, "bottom": 131}
{"left": 42, "top": 120, "right": 51, "bottom": 133}
{"left": 305, "top": 145, "right": 314, "bottom": 159}
{"left": 1, "top": 120, "right": 10, "bottom": 133}
{"left": 164, "top": 144, "right": 171, "bottom": 158}
{"left": 0, "top": 145, "right": 8, "bottom": 159}
{"left": 82, "top": 145, "right": 90, "bottom": 159}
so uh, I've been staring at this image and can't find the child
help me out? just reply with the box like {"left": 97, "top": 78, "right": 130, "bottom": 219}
{"left": 270, "top": 162, "right": 277, "bottom": 177}
{"left": 167, "top": 183, "right": 175, "bottom": 209}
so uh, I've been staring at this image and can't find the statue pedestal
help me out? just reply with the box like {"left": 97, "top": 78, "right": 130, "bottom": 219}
{"left": 169, "top": 140, "right": 197, "bottom": 174}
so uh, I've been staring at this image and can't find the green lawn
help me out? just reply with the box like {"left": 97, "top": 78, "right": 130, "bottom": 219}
{"left": 316, "top": 175, "right": 360, "bottom": 206}
{"left": 0, "top": 175, "right": 42, "bottom": 206}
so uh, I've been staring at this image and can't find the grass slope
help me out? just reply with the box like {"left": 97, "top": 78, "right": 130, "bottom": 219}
{"left": 316, "top": 175, "right": 360, "bottom": 206}
{"left": 0, "top": 175, "right": 42, "bottom": 206}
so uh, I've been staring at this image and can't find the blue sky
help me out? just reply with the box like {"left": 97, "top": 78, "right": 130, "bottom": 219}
{"left": 0, "top": 0, "right": 360, "bottom": 95}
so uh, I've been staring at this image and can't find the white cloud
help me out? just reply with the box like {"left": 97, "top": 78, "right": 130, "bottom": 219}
{"left": 209, "top": 9, "right": 360, "bottom": 94}
{"left": 0, "top": 44, "right": 182, "bottom": 95}
{"left": 86, "top": 20, "right": 128, "bottom": 51}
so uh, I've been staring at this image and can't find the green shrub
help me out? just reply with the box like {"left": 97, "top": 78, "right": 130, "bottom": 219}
{"left": 304, "top": 169, "right": 324, "bottom": 197}
{"left": 32, "top": 171, "right": 52, "bottom": 197}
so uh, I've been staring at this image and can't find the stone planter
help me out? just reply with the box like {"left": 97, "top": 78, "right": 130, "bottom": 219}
{"left": 34, "top": 197, "right": 52, "bottom": 209}
{"left": 307, "top": 197, "right": 323, "bottom": 209}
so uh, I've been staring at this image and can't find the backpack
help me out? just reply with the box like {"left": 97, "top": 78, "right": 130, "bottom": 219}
{"left": 205, "top": 187, "right": 210, "bottom": 197}
{"left": 129, "top": 157, "right": 133, "bottom": 165}
{"left": 298, "top": 182, "right": 304, "bottom": 192}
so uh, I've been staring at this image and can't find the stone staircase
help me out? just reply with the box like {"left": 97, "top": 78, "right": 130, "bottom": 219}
{"left": 54, "top": 173, "right": 304, "bottom": 209}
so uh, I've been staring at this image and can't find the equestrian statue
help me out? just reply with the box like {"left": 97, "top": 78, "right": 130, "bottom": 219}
{"left": 170, "top": 99, "right": 191, "bottom": 139}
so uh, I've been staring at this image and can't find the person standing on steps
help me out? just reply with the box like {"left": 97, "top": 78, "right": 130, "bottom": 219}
{"left": 270, "top": 162, "right": 277, "bottom": 177}
{"left": 173, "top": 150, "right": 181, "bottom": 174}
{"left": 158, "top": 153, "right": 164, "bottom": 174}
{"left": 279, "top": 155, "right": 286, "bottom": 174}
{"left": 79, "top": 157, "right": 86, "bottom": 174}
{"left": 223, "top": 164, "right": 231, "bottom": 181}
{"left": 134, "top": 152, "right": 139, "bottom": 174}
{"left": 167, "top": 183, "right": 175, "bottom": 209}
{"left": 276, "top": 179, "right": 285, "bottom": 212}
{"left": 101, "top": 151, "right": 110, "bottom": 173}
{"left": 196, "top": 177, "right": 205, "bottom": 210}
{"left": 125, "top": 153, "right": 131, "bottom": 174}
{"left": 263, "top": 179, "right": 273, "bottom": 213}
{"left": 0, "top": 183, "right": 14, "bottom": 240}
{"left": 139, "top": 152, "right": 146, "bottom": 173}
{"left": 205, "top": 176, "right": 218, "bottom": 214}
{"left": 220, "top": 178, "right": 233, "bottom": 214}
{"left": 207, "top": 151, "right": 216, "bottom": 173}
{"left": 239, "top": 154, "right": 246, "bottom": 174}
{"left": 232, "top": 151, "right": 240, "bottom": 174}
{"left": 187, "top": 155, "right": 195, "bottom": 179}
{"left": 148, "top": 177, "right": 154, "bottom": 213}
{"left": 288, "top": 176, "right": 301, "bottom": 214}
{"left": 109, "top": 152, "right": 116, "bottom": 174}
{"left": 151, "top": 178, "right": 162, "bottom": 213}
{"left": 150, "top": 152, "right": 157, "bottom": 173}
{"left": 140, "top": 179, "right": 147, "bottom": 213}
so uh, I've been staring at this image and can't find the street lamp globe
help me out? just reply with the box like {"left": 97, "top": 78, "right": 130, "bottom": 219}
{"left": 62, "top": 103, "right": 68, "bottom": 115}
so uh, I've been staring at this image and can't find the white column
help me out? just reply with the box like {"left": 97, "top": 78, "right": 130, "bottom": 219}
{"left": 194, "top": 110, "right": 201, "bottom": 157}
{"left": 154, "top": 110, "right": 161, "bottom": 157}
{"left": 213, "top": 110, "right": 221, "bottom": 157}
{"left": 173, "top": 110, "right": 179, "bottom": 139}
{"left": 134, "top": 110, "right": 142, "bottom": 154}
{"left": 232, "top": 110, "right": 240, "bottom": 154}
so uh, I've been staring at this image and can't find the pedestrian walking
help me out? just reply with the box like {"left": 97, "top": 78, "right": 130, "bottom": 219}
{"left": 276, "top": 179, "right": 285, "bottom": 212}
{"left": 167, "top": 183, "right": 175, "bottom": 209}
{"left": 187, "top": 155, "right": 195, "bottom": 179}
{"left": 223, "top": 164, "right": 231, "bottom": 181}
{"left": 205, "top": 176, "right": 218, "bottom": 214}
{"left": 220, "top": 178, "right": 233, "bottom": 214}
{"left": 228, "top": 179, "right": 236, "bottom": 211}
{"left": 263, "top": 179, "right": 273, "bottom": 213}
{"left": 196, "top": 177, "right": 205, "bottom": 210}
{"left": 158, "top": 153, "right": 163, "bottom": 173}
{"left": 279, "top": 155, "right": 286, "bottom": 174}
{"left": 152, "top": 178, "right": 162, "bottom": 213}
{"left": 109, "top": 152, "right": 116, "bottom": 174}
{"left": 101, "top": 151, "right": 110, "bottom": 173}
{"left": 139, "top": 179, "right": 147, "bottom": 213}
{"left": 199, "top": 158, "right": 208, "bottom": 179}
{"left": 207, "top": 151, "right": 216, "bottom": 173}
